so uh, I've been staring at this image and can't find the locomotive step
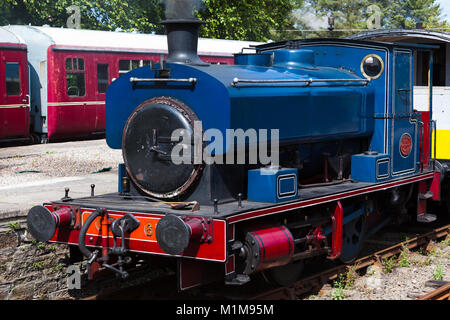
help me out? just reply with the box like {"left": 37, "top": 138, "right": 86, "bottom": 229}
{"left": 224, "top": 274, "right": 251, "bottom": 286}
{"left": 417, "top": 213, "right": 437, "bottom": 223}
{"left": 418, "top": 191, "right": 434, "bottom": 200}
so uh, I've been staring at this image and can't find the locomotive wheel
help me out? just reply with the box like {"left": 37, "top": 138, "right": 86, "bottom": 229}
{"left": 339, "top": 214, "right": 368, "bottom": 264}
{"left": 262, "top": 260, "right": 304, "bottom": 286}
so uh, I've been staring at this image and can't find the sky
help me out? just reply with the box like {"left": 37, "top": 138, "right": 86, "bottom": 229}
{"left": 438, "top": 0, "right": 450, "bottom": 21}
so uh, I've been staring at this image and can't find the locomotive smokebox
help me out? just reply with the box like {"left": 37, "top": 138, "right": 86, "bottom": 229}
{"left": 161, "top": 18, "right": 208, "bottom": 66}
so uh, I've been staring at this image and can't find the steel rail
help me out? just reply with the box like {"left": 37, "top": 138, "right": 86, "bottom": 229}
{"left": 79, "top": 224, "right": 449, "bottom": 300}
{"left": 249, "top": 224, "right": 450, "bottom": 300}
{"left": 417, "top": 282, "right": 450, "bottom": 300}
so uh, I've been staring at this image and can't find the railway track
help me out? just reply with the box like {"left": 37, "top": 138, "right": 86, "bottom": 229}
{"left": 81, "top": 274, "right": 178, "bottom": 300}
{"left": 248, "top": 223, "right": 450, "bottom": 300}
{"left": 418, "top": 282, "right": 450, "bottom": 300}
{"left": 80, "top": 222, "right": 449, "bottom": 300}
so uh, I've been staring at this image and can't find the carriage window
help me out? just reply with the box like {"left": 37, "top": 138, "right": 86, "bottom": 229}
{"left": 66, "top": 58, "right": 85, "bottom": 96}
{"left": 97, "top": 64, "right": 109, "bottom": 93}
{"left": 119, "top": 59, "right": 152, "bottom": 76}
{"left": 131, "top": 60, "right": 140, "bottom": 70}
{"left": 66, "top": 73, "right": 85, "bottom": 96}
{"left": 5, "top": 63, "right": 21, "bottom": 96}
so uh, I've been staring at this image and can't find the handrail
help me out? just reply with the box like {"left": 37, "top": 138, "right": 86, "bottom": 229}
{"left": 418, "top": 120, "right": 424, "bottom": 172}
{"left": 230, "top": 77, "right": 370, "bottom": 87}
{"left": 432, "top": 120, "right": 437, "bottom": 170}
{"left": 130, "top": 77, "right": 197, "bottom": 85}
{"left": 240, "top": 47, "right": 258, "bottom": 53}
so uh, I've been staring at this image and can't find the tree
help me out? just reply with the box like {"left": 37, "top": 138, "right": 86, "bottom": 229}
{"left": 301, "top": 0, "right": 447, "bottom": 37}
{"left": 1, "top": 0, "right": 101, "bottom": 29}
{"left": 1, "top": 0, "right": 303, "bottom": 40}
{"left": 197, "top": 0, "right": 303, "bottom": 41}
{"left": 0, "top": 0, "right": 165, "bottom": 33}
{"left": 294, "top": 0, "right": 369, "bottom": 38}
{"left": 384, "top": 0, "right": 443, "bottom": 29}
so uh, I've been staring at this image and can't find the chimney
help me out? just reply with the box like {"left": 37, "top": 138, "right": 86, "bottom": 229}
{"left": 161, "top": 18, "right": 208, "bottom": 66}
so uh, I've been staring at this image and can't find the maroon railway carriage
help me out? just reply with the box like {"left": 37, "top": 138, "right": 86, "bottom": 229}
{"left": 2, "top": 25, "right": 256, "bottom": 143}
{"left": 0, "top": 28, "right": 29, "bottom": 142}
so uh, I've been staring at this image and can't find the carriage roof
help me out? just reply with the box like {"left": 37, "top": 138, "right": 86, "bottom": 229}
{"left": 0, "top": 27, "right": 26, "bottom": 46}
{"left": 2, "top": 25, "right": 261, "bottom": 56}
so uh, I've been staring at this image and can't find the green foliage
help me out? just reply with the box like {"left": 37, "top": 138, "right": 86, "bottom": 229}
{"left": 8, "top": 222, "right": 20, "bottom": 230}
{"left": 418, "top": 246, "right": 428, "bottom": 256}
{"left": 0, "top": 0, "right": 304, "bottom": 41}
{"left": 382, "top": 256, "right": 396, "bottom": 274}
{"left": 345, "top": 265, "right": 358, "bottom": 288}
{"left": 198, "top": 0, "right": 303, "bottom": 41}
{"left": 398, "top": 244, "right": 411, "bottom": 268}
{"left": 423, "top": 256, "right": 432, "bottom": 266}
{"left": 428, "top": 246, "right": 438, "bottom": 257}
{"left": 52, "top": 263, "right": 63, "bottom": 272}
{"left": 331, "top": 274, "right": 346, "bottom": 300}
{"left": 1, "top": 0, "right": 446, "bottom": 41}
{"left": 298, "top": 0, "right": 448, "bottom": 38}
{"left": 32, "top": 261, "right": 46, "bottom": 270}
{"left": 0, "top": 0, "right": 166, "bottom": 33}
{"left": 307, "top": 0, "right": 368, "bottom": 34}
{"left": 441, "top": 236, "right": 450, "bottom": 247}
{"left": 433, "top": 264, "right": 443, "bottom": 281}
{"left": 381, "top": 0, "right": 444, "bottom": 29}
{"left": 6, "top": 221, "right": 20, "bottom": 233}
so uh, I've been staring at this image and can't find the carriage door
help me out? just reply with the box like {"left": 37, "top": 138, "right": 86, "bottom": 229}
{"left": 94, "top": 60, "right": 110, "bottom": 132}
{"left": 0, "top": 49, "right": 29, "bottom": 139}
{"left": 391, "top": 49, "right": 416, "bottom": 176}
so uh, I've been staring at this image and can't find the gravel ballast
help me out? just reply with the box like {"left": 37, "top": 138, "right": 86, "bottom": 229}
{"left": 307, "top": 238, "right": 450, "bottom": 300}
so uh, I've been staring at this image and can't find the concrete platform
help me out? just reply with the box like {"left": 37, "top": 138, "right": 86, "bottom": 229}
{"left": 0, "top": 139, "right": 121, "bottom": 220}
{"left": 0, "top": 172, "right": 118, "bottom": 219}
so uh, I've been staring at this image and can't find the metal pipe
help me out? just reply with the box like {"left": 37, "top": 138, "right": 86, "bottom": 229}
{"left": 433, "top": 120, "right": 437, "bottom": 169}
{"left": 129, "top": 77, "right": 197, "bottom": 84}
{"left": 418, "top": 121, "right": 424, "bottom": 172}
{"left": 231, "top": 77, "right": 369, "bottom": 87}
{"left": 429, "top": 52, "right": 434, "bottom": 163}
{"left": 78, "top": 209, "right": 104, "bottom": 259}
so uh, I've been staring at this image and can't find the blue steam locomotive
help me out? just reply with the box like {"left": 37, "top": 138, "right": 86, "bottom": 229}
{"left": 27, "top": 17, "right": 445, "bottom": 290}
